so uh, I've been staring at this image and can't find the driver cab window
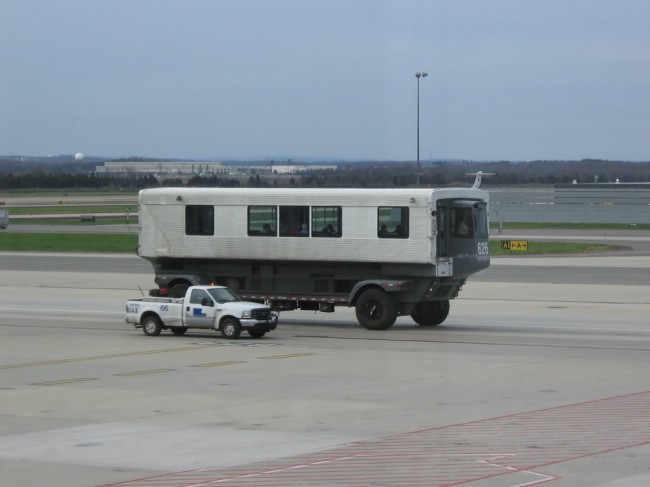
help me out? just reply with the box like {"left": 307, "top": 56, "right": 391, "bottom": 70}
{"left": 474, "top": 204, "right": 489, "bottom": 239}
{"left": 450, "top": 207, "right": 474, "bottom": 239}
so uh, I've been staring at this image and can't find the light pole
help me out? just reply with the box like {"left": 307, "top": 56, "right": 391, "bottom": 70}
{"left": 415, "top": 71, "right": 428, "bottom": 187}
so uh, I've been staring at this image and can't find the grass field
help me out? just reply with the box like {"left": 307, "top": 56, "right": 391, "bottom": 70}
{"left": 493, "top": 222, "right": 650, "bottom": 231}
{"left": 0, "top": 232, "right": 615, "bottom": 255}
{"left": 6, "top": 205, "right": 135, "bottom": 215}
{"left": 489, "top": 241, "right": 613, "bottom": 255}
{"left": 0, "top": 233, "right": 138, "bottom": 253}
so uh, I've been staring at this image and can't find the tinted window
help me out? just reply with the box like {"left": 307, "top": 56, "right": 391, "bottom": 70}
{"left": 312, "top": 206, "right": 341, "bottom": 237}
{"left": 189, "top": 289, "right": 210, "bottom": 305}
{"left": 185, "top": 205, "right": 214, "bottom": 236}
{"left": 474, "top": 203, "right": 489, "bottom": 239}
{"left": 450, "top": 207, "right": 474, "bottom": 239}
{"left": 280, "top": 206, "right": 309, "bottom": 237}
{"left": 248, "top": 206, "right": 277, "bottom": 236}
{"left": 377, "top": 207, "right": 409, "bottom": 239}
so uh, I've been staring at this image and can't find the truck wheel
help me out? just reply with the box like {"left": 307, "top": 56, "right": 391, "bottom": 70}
{"left": 355, "top": 289, "right": 397, "bottom": 330}
{"left": 168, "top": 283, "right": 189, "bottom": 298}
{"left": 221, "top": 318, "right": 241, "bottom": 339}
{"left": 411, "top": 300, "right": 450, "bottom": 327}
{"left": 142, "top": 315, "right": 162, "bottom": 336}
{"left": 170, "top": 326, "right": 187, "bottom": 335}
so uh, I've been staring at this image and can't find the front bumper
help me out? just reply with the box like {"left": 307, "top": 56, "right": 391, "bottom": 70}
{"left": 239, "top": 315, "right": 278, "bottom": 332}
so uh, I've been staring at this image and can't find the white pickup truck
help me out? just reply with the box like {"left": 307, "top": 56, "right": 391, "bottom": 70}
{"left": 0, "top": 209, "right": 8, "bottom": 230}
{"left": 125, "top": 285, "right": 278, "bottom": 339}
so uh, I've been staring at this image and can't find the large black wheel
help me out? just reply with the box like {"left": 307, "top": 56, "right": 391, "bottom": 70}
{"left": 170, "top": 326, "right": 188, "bottom": 336}
{"left": 411, "top": 300, "right": 450, "bottom": 327}
{"left": 142, "top": 315, "right": 163, "bottom": 336}
{"left": 355, "top": 289, "right": 398, "bottom": 330}
{"left": 221, "top": 318, "right": 242, "bottom": 339}
{"left": 168, "top": 283, "right": 190, "bottom": 298}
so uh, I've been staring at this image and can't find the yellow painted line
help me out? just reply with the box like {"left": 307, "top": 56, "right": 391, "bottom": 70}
{"left": 114, "top": 369, "right": 174, "bottom": 376}
{"left": 31, "top": 378, "right": 98, "bottom": 386}
{"left": 258, "top": 353, "right": 314, "bottom": 360}
{"left": 191, "top": 360, "right": 246, "bottom": 368}
{"left": 0, "top": 346, "right": 205, "bottom": 370}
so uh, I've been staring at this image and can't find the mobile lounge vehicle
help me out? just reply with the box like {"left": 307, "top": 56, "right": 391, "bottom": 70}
{"left": 137, "top": 175, "right": 490, "bottom": 330}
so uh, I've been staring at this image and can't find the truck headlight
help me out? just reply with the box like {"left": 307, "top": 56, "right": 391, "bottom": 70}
{"left": 241, "top": 310, "right": 252, "bottom": 319}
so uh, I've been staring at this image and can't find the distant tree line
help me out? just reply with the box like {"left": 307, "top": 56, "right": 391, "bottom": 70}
{"left": 0, "top": 172, "right": 158, "bottom": 190}
{"left": 1, "top": 159, "right": 650, "bottom": 190}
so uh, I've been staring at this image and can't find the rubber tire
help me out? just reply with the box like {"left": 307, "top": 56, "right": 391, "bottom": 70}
{"left": 170, "top": 327, "right": 188, "bottom": 335}
{"left": 355, "top": 289, "right": 398, "bottom": 330}
{"left": 168, "top": 283, "right": 190, "bottom": 298}
{"left": 411, "top": 300, "right": 450, "bottom": 327}
{"left": 221, "top": 318, "right": 242, "bottom": 339}
{"left": 248, "top": 328, "right": 266, "bottom": 338}
{"left": 142, "top": 315, "right": 163, "bottom": 336}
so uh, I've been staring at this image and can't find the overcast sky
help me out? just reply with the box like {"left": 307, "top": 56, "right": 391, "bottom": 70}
{"left": 1, "top": 0, "right": 649, "bottom": 161}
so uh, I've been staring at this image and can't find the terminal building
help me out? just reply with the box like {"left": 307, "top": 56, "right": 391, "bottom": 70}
{"left": 95, "top": 161, "right": 234, "bottom": 176}
{"left": 95, "top": 161, "right": 337, "bottom": 177}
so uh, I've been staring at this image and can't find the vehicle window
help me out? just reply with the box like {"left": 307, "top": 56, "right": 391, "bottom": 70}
{"left": 280, "top": 205, "right": 309, "bottom": 237}
{"left": 185, "top": 205, "right": 214, "bottom": 236}
{"left": 189, "top": 289, "right": 210, "bottom": 305}
{"left": 474, "top": 203, "right": 489, "bottom": 239}
{"left": 377, "top": 207, "right": 409, "bottom": 239}
{"left": 312, "top": 206, "right": 341, "bottom": 237}
{"left": 450, "top": 207, "right": 474, "bottom": 239}
{"left": 208, "top": 287, "right": 240, "bottom": 303}
{"left": 248, "top": 206, "right": 277, "bottom": 236}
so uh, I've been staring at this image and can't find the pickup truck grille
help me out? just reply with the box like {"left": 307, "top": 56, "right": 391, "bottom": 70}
{"left": 252, "top": 308, "right": 272, "bottom": 320}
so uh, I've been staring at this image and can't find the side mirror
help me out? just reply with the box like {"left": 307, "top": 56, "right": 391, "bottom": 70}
{"left": 201, "top": 298, "right": 214, "bottom": 307}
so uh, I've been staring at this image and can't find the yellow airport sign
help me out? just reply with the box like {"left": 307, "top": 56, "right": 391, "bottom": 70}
{"left": 501, "top": 240, "right": 528, "bottom": 251}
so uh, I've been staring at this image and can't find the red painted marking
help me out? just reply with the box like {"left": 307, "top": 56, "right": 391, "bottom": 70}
{"left": 99, "top": 391, "right": 650, "bottom": 487}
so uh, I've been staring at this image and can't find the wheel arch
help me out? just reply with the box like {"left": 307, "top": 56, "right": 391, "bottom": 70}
{"left": 349, "top": 280, "right": 410, "bottom": 305}
{"left": 217, "top": 314, "right": 239, "bottom": 330}
{"left": 154, "top": 273, "right": 211, "bottom": 296}
{"left": 140, "top": 311, "right": 163, "bottom": 327}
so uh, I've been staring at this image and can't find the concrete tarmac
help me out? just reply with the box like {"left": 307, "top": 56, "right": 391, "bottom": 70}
{"left": 0, "top": 255, "right": 648, "bottom": 487}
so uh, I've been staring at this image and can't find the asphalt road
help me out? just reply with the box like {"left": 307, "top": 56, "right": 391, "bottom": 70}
{"left": 2, "top": 250, "right": 650, "bottom": 288}
{"left": 0, "top": 251, "right": 648, "bottom": 487}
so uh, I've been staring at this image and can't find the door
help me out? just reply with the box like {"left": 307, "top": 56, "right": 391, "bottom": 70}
{"left": 183, "top": 288, "right": 217, "bottom": 328}
{"left": 436, "top": 199, "right": 490, "bottom": 278}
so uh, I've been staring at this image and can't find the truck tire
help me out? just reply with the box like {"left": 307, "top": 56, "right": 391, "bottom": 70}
{"left": 355, "top": 289, "right": 398, "bottom": 330}
{"left": 170, "top": 326, "right": 188, "bottom": 335}
{"left": 168, "top": 283, "right": 189, "bottom": 298}
{"left": 221, "top": 318, "right": 241, "bottom": 339}
{"left": 142, "top": 315, "right": 162, "bottom": 336}
{"left": 411, "top": 300, "right": 450, "bottom": 327}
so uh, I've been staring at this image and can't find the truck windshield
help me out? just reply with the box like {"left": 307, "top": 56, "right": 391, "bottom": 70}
{"left": 207, "top": 287, "right": 241, "bottom": 303}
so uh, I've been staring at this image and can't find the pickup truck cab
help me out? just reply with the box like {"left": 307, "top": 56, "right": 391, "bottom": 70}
{"left": 125, "top": 285, "right": 278, "bottom": 339}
